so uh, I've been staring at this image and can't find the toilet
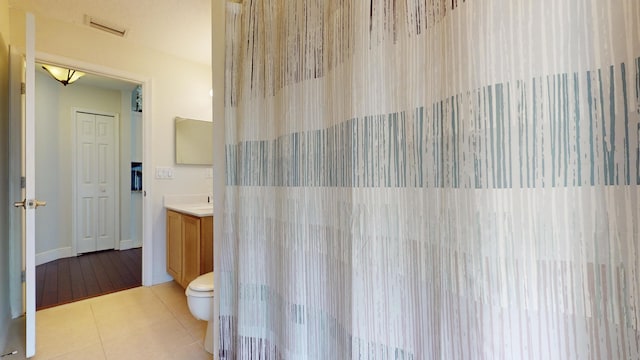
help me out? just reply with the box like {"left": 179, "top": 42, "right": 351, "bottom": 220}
{"left": 186, "top": 271, "right": 214, "bottom": 354}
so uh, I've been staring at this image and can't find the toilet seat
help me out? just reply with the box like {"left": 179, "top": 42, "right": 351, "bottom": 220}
{"left": 186, "top": 272, "right": 214, "bottom": 298}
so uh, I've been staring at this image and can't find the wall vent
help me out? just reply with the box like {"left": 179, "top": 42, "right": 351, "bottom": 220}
{"left": 84, "top": 15, "right": 127, "bottom": 37}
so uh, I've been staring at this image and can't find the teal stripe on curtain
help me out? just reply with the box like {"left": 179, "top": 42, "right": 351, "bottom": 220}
{"left": 227, "top": 60, "right": 640, "bottom": 189}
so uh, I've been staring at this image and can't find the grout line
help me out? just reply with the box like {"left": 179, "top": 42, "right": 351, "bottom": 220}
{"left": 88, "top": 301, "right": 109, "bottom": 360}
{"left": 150, "top": 282, "right": 204, "bottom": 343}
{"left": 148, "top": 283, "right": 209, "bottom": 356}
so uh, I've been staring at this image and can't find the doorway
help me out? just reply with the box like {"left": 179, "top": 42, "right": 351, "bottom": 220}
{"left": 32, "top": 61, "right": 146, "bottom": 308}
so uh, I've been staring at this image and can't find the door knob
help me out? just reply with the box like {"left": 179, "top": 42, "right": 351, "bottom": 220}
{"left": 13, "top": 199, "right": 25, "bottom": 208}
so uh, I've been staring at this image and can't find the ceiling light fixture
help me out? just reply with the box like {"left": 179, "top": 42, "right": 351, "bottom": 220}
{"left": 41, "top": 64, "right": 85, "bottom": 86}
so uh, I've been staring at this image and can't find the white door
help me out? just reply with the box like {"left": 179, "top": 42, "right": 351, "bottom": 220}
{"left": 75, "top": 111, "right": 117, "bottom": 254}
{"left": 10, "top": 13, "right": 40, "bottom": 358}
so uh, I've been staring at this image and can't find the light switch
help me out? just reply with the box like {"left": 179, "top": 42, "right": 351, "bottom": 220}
{"left": 155, "top": 167, "right": 175, "bottom": 179}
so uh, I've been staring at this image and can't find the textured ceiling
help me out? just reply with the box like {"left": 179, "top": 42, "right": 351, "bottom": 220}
{"left": 9, "top": 0, "right": 211, "bottom": 66}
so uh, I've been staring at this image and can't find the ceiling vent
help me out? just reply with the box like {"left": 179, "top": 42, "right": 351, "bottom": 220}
{"left": 84, "top": 15, "right": 127, "bottom": 37}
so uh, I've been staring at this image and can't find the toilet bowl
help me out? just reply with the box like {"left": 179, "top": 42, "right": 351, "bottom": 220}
{"left": 186, "top": 272, "right": 214, "bottom": 354}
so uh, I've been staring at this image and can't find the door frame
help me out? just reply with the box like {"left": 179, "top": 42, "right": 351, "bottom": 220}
{"left": 35, "top": 52, "right": 154, "bottom": 286}
{"left": 71, "top": 108, "right": 120, "bottom": 255}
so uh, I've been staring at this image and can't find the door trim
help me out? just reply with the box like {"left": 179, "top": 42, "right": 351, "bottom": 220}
{"left": 71, "top": 108, "right": 120, "bottom": 255}
{"left": 35, "top": 52, "right": 153, "bottom": 286}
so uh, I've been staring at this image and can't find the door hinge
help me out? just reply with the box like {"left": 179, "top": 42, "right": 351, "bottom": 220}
{"left": 20, "top": 82, "right": 26, "bottom": 95}
{"left": 21, "top": 271, "right": 25, "bottom": 283}
{"left": 20, "top": 176, "right": 26, "bottom": 189}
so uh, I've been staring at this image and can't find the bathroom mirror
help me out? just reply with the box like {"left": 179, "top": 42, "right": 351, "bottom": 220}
{"left": 175, "top": 117, "right": 213, "bottom": 165}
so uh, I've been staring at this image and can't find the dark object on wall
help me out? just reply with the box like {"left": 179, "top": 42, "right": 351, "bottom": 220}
{"left": 131, "top": 162, "right": 142, "bottom": 191}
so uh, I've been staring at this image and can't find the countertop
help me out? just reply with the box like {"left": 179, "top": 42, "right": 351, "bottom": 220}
{"left": 165, "top": 203, "right": 213, "bottom": 217}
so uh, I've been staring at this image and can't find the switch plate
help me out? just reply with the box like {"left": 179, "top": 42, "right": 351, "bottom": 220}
{"left": 155, "top": 167, "right": 175, "bottom": 179}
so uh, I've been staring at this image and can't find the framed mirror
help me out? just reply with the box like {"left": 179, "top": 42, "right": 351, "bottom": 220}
{"left": 175, "top": 117, "right": 213, "bottom": 165}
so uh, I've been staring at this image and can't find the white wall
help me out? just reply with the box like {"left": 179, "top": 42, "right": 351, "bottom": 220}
{"left": 0, "top": 0, "right": 10, "bottom": 351}
{"left": 10, "top": 8, "right": 213, "bottom": 284}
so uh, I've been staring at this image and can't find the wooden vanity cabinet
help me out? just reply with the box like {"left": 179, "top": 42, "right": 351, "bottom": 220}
{"left": 166, "top": 210, "right": 213, "bottom": 288}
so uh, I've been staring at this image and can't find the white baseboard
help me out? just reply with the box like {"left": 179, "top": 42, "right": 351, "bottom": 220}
{"left": 119, "top": 239, "right": 135, "bottom": 250}
{"left": 35, "top": 247, "right": 74, "bottom": 266}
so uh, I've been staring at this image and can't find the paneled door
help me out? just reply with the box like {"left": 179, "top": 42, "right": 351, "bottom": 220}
{"left": 75, "top": 111, "right": 117, "bottom": 254}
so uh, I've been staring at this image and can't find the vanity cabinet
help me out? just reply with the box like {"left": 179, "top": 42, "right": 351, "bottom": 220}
{"left": 166, "top": 209, "right": 213, "bottom": 288}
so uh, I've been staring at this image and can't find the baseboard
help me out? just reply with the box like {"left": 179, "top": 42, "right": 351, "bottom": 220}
{"left": 119, "top": 239, "right": 134, "bottom": 250}
{"left": 35, "top": 247, "right": 74, "bottom": 266}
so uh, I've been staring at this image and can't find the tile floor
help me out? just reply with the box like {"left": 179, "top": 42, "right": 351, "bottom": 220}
{"left": 3, "top": 281, "right": 213, "bottom": 360}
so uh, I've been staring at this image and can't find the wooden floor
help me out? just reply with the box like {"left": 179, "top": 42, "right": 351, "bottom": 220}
{"left": 36, "top": 248, "right": 142, "bottom": 310}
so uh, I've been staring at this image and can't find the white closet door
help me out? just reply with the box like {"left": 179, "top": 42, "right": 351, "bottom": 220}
{"left": 76, "top": 111, "right": 116, "bottom": 253}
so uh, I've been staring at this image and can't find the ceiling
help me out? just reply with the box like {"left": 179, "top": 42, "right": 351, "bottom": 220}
{"left": 9, "top": 0, "right": 211, "bottom": 66}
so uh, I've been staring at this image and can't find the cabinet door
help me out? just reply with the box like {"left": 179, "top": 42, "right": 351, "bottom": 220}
{"left": 166, "top": 210, "right": 183, "bottom": 282}
{"left": 181, "top": 214, "right": 201, "bottom": 288}
{"left": 200, "top": 216, "right": 213, "bottom": 273}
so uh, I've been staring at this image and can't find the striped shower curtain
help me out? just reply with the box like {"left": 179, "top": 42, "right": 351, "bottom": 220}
{"left": 220, "top": 0, "right": 640, "bottom": 358}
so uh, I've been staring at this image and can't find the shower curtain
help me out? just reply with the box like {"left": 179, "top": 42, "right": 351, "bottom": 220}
{"left": 220, "top": 0, "right": 640, "bottom": 358}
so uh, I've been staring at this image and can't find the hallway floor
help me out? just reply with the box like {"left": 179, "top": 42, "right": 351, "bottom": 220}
{"left": 4, "top": 281, "right": 212, "bottom": 360}
{"left": 36, "top": 248, "right": 142, "bottom": 310}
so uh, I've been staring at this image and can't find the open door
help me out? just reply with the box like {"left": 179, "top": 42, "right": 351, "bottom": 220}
{"left": 11, "top": 13, "right": 41, "bottom": 358}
